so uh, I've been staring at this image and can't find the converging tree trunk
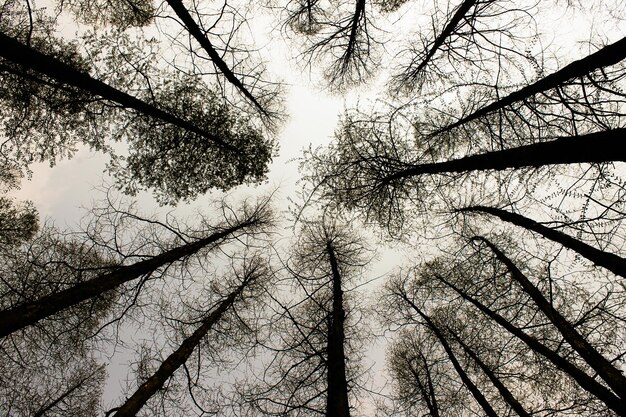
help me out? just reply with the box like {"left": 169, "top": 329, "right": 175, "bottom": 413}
{"left": 112, "top": 277, "right": 253, "bottom": 417}
{"left": 0, "top": 32, "right": 237, "bottom": 152}
{"left": 396, "top": 291, "right": 499, "bottom": 417}
{"left": 435, "top": 273, "right": 625, "bottom": 414}
{"left": 474, "top": 236, "right": 626, "bottom": 401}
{"left": 459, "top": 206, "right": 626, "bottom": 279}
{"left": 325, "top": 241, "right": 351, "bottom": 417}
{"left": 405, "top": 353, "right": 441, "bottom": 417}
{"left": 163, "top": 0, "right": 268, "bottom": 117}
{"left": 0, "top": 220, "right": 257, "bottom": 337}
{"left": 403, "top": 0, "right": 478, "bottom": 82}
{"left": 447, "top": 328, "right": 531, "bottom": 417}
{"left": 383, "top": 128, "right": 626, "bottom": 184}
{"left": 431, "top": 36, "right": 626, "bottom": 135}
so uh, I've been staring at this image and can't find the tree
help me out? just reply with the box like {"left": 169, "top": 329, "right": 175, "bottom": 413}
{"left": 428, "top": 35, "right": 626, "bottom": 137}
{"left": 110, "top": 254, "right": 270, "bottom": 417}
{"left": 389, "top": 0, "right": 539, "bottom": 94}
{"left": 0, "top": 194, "right": 273, "bottom": 337}
{"left": 471, "top": 235, "right": 626, "bottom": 400}
{"left": 248, "top": 218, "right": 370, "bottom": 416}
{"left": 380, "top": 253, "right": 625, "bottom": 415}
{"left": 278, "top": 0, "right": 380, "bottom": 90}
{"left": 0, "top": 216, "right": 111, "bottom": 416}
{"left": 386, "top": 329, "right": 464, "bottom": 416}
{"left": 0, "top": 32, "right": 275, "bottom": 202}
{"left": 1, "top": 350, "right": 106, "bottom": 416}
{"left": 458, "top": 205, "right": 626, "bottom": 279}
{"left": 163, "top": 0, "right": 277, "bottom": 119}
{"left": 302, "top": 108, "right": 626, "bottom": 233}
{"left": 0, "top": 0, "right": 281, "bottom": 202}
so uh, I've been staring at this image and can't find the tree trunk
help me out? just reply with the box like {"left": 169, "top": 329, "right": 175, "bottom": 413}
{"left": 475, "top": 236, "right": 626, "bottom": 400}
{"left": 406, "top": 0, "right": 478, "bottom": 80}
{"left": 460, "top": 206, "right": 626, "bottom": 279}
{"left": 398, "top": 292, "right": 499, "bottom": 417}
{"left": 163, "top": 0, "right": 268, "bottom": 117}
{"left": 0, "top": 32, "right": 237, "bottom": 152}
{"left": 436, "top": 273, "right": 625, "bottom": 414}
{"left": 448, "top": 328, "right": 531, "bottom": 417}
{"left": 325, "top": 242, "right": 351, "bottom": 417}
{"left": 383, "top": 128, "right": 626, "bottom": 183}
{"left": 0, "top": 220, "right": 255, "bottom": 337}
{"left": 112, "top": 280, "right": 250, "bottom": 417}
{"left": 32, "top": 366, "right": 103, "bottom": 417}
{"left": 432, "top": 36, "right": 626, "bottom": 135}
{"left": 405, "top": 355, "right": 440, "bottom": 417}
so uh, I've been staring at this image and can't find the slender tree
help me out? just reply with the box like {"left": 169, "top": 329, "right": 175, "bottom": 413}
{"left": 471, "top": 235, "right": 626, "bottom": 400}
{"left": 0, "top": 32, "right": 235, "bottom": 151}
{"left": 250, "top": 218, "right": 370, "bottom": 416}
{"left": 459, "top": 205, "right": 626, "bottom": 279}
{"left": 164, "top": 0, "right": 273, "bottom": 118}
{"left": 381, "top": 254, "right": 626, "bottom": 415}
{"left": 0, "top": 29, "right": 274, "bottom": 202}
{"left": 303, "top": 115, "right": 626, "bottom": 233}
{"left": 388, "top": 278, "right": 500, "bottom": 417}
{"left": 111, "top": 255, "right": 269, "bottom": 417}
{"left": 429, "top": 36, "right": 626, "bottom": 136}
{"left": 0, "top": 197, "right": 273, "bottom": 337}
{"left": 446, "top": 327, "right": 532, "bottom": 417}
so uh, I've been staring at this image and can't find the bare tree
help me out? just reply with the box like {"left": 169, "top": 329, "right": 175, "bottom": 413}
{"left": 459, "top": 205, "right": 626, "bottom": 278}
{"left": 0, "top": 194, "right": 273, "bottom": 337}
{"left": 248, "top": 218, "right": 371, "bottom": 416}
{"left": 428, "top": 36, "right": 626, "bottom": 137}
{"left": 380, "top": 257, "right": 625, "bottom": 415}
{"left": 389, "top": 0, "right": 538, "bottom": 94}
{"left": 110, "top": 254, "right": 271, "bottom": 417}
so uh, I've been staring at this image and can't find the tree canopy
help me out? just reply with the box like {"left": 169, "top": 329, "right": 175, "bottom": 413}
{"left": 1, "top": 0, "right": 625, "bottom": 416}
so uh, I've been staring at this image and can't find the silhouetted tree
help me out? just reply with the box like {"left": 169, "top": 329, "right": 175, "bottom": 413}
{"left": 248, "top": 218, "right": 370, "bottom": 416}
{"left": 382, "top": 236, "right": 626, "bottom": 415}
{"left": 0, "top": 195, "right": 273, "bottom": 337}
{"left": 110, "top": 254, "right": 271, "bottom": 417}
{"left": 458, "top": 205, "right": 626, "bottom": 279}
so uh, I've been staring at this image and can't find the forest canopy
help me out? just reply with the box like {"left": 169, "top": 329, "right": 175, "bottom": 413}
{"left": 1, "top": 0, "right": 625, "bottom": 416}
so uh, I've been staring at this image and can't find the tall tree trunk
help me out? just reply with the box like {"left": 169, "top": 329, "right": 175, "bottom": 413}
{"left": 163, "top": 0, "right": 268, "bottom": 117}
{"left": 435, "top": 273, "right": 625, "bottom": 414}
{"left": 112, "top": 279, "right": 251, "bottom": 417}
{"left": 405, "top": 355, "right": 440, "bottom": 417}
{"left": 460, "top": 206, "right": 626, "bottom": 278}
{"left": 447, "top": 328, "right": 531, "bottom": 417}
{"left": 431, "top": 36, "right": 626, "bottom": 135}
{"left": 32, "top": 366, "right": 104, "bottom": 417}
{"left": 383, "top": 128, "right": 626, "bottom": 184}
{"left": 404, "top": 0, "right": 478, "bottom": 81}
{"left": 0, "top": 32, "right": 237, "bottom": 152}
{"left": 0, "top": 220, "right": 256, "bottom": 337}
{"left": 475, "top": 236, "right": 626, "bottom": 400}
{"left": 397, "top": 292, "right": 499, "bottom": 417}
{"left": 325, "top": 241, "right": 351, "bottom": 417}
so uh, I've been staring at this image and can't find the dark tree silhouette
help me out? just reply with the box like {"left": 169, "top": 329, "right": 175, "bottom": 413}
{"left": 389, "top": 0, "right": 538, "bottom": 93}
{"left": 471, "top": 235, "right": 626, "bottom": 400}
{"left": 381, "top": 255, "right": 625, "bottom": 415}
{"left": 111, "top": 255, "right": 269, "bottom": 417}
{"left": 429, "top": 36, "right": 626, "bottom": 136}
{"left": 459, "top": 205, "right": 626, "bottom": 278}
{"left": 0, "top": 196, "right": 273, "bottom": 337}
{"left": 164, "top": 0, "right": 274, "bottom": 119}
{"left": 249, "top": 219, "right": 370, "bottom": 416}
